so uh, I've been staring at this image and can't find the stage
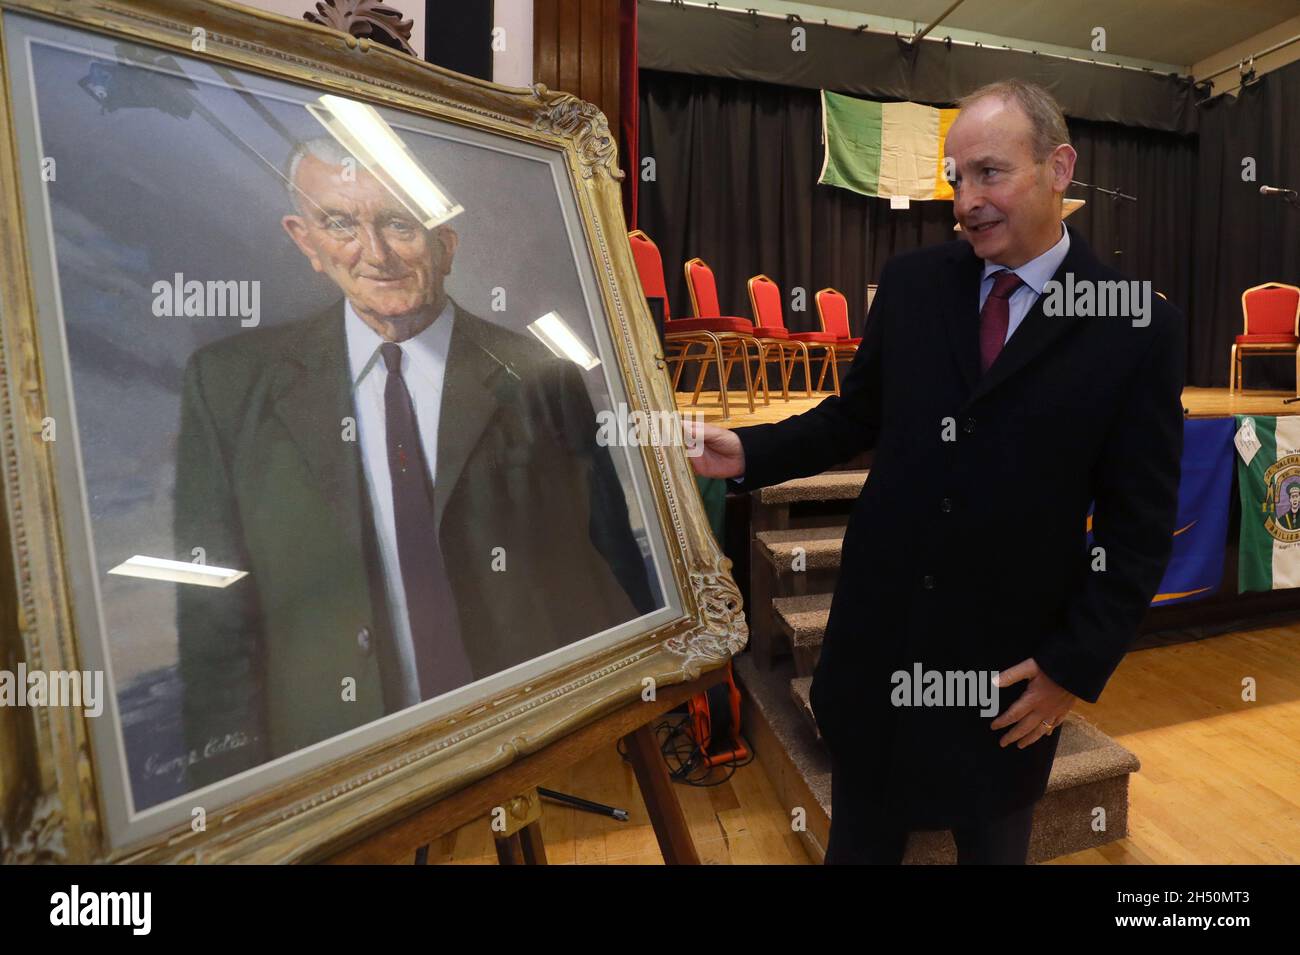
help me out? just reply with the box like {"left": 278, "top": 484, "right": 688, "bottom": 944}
{"left": 679, "top": 387, "right": 1300, "bottom": 426}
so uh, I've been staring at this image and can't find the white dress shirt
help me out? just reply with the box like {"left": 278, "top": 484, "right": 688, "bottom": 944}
{"left": 345, "top": 298, "right": 455, "bottom": 709}
{"left": 978, "top": 221, "right": 1070, "bottom": 343}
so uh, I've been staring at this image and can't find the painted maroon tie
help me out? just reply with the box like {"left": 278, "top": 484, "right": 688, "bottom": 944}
{"left": 380, "top": 341, "right": 473, "bottom": 700}
{"left": 979, "top": 269, "right": 1024, "bottom": 374}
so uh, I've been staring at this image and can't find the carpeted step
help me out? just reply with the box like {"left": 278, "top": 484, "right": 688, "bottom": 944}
{"left": 737, "top": 655, "right": 1141, "bottom": 864}
{"left": 774, "top": 593, "right": 832, "bottom": 677}
{"left": 903, "top": 715, "right": 1140, "bottom": 864}
{"left": 755, "top": 526, "right": 845, "bottom": 574}
{"left": 759, "top": 470, "right": 868, "bottom": 505}
{"left": 790, "top": 676, "right": 817, "bottom": 736}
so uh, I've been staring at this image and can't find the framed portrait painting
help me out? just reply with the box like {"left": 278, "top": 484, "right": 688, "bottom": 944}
{"left": 0, "top": 0, "right": 745, "bottom": 862}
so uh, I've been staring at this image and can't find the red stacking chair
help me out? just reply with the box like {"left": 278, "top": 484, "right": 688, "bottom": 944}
{"left": 682, "top": 256, "right": 769, "bottom": 406}
{"left": 747, "top": 274, "right": 839, "bottom": 398}
{"left": 627, "top": 231, "right": 758, "bottom": 420}
{"left": 813, "top": 287, "right": 859, "bottom": 395}
{"left": 1231, "top": 282, "right": 1300, "bottom": 393}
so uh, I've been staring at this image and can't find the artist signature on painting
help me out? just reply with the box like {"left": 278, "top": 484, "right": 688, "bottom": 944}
{"left": 143, "top": 732, "right": 255, "bottom": 784}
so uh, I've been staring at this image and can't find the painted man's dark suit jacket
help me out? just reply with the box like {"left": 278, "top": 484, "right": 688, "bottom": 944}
{"left": 731, "top": 225, "right": 1185, "bottom": 825}
{"left": 174, "top": 301, "right": 656, "bottom": 789}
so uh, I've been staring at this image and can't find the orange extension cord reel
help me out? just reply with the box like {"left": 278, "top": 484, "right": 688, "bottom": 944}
{"left": 686, "top": 661, "right": 750, "bottom": 768}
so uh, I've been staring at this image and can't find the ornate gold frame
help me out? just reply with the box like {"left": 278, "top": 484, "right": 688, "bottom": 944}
{"left": 0, "top": 0, "right": 746, "bottom": 863}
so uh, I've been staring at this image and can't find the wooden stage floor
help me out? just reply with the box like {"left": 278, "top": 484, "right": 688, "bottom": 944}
{"left": 678, "top": 386, "right": 1300, "bottom": 427}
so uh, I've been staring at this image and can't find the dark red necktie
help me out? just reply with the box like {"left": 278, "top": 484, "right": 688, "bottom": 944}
{"left": 380, "top": 342, "right": 473, "bottom": 700}
{"left": 979, "top": 270, "right": 1024, "bottom": 374}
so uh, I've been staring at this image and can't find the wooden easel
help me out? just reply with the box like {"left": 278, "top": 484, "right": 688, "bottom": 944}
{"left": 324, "top": 669, "right": 728, "bottom": 865}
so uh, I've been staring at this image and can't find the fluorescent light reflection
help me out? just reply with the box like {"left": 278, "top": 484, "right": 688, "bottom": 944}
{"left": 307, "top": 94, "right": 464, "bottom": 229}
{"left": 108, "top": 555, "right": 248, "bottom": 589}
{"left": 528, "top": 311, "right": 600, "bottom": 370}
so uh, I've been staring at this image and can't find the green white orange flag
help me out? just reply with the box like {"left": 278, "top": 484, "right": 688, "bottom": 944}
{"left": 818, "top": 90, "right": 959, "bottom": 201}
{"left": 1235, "top": 414, "right": 1300, "bottom": 592}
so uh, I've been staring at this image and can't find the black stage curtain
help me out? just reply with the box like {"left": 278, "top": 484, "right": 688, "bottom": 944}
{"left": 1191, "top": 59, "right": 1300, "bottom": 389}
{"left": 638, "top": 0, "right": 1197, "bottom": 135}
{"left": 638, "top": 69, "right": 1197, "bottom": 389}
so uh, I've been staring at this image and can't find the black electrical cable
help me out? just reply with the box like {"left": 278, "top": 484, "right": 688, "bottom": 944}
{"left": 616, "top": 715, "right": 754, "bottom": 787}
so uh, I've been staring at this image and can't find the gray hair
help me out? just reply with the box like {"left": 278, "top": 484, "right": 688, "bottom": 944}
{"left": 283, "top": 137, "right": 355, "bottom": 210}
{"left": 957, "top": 79, "right": 1071, "bottom": 163}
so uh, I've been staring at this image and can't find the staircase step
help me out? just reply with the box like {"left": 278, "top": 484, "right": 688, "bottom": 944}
{"left": 755, "top": 526, "right": 845, "bottom": 572}
{"left": 790, "top": 676, "right": 819, "bottom": 738}
{"left": 737, "top": 656, "right": 1141, "bottom": 864}
{"left": 774, "top": 593, "right": 832, "bottom": 677}
{"left": 759, "top": 469, "right": 868, "bottom": 505}
{"left": 773, "top": 592, "right": 833, "bottom": 641}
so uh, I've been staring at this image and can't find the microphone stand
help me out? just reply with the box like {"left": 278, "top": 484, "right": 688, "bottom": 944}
{"left": 1069, "top": 179, "right": 1137, "bottom": 261}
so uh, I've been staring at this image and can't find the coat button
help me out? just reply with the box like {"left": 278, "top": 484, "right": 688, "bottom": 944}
{"left": 356, "top": 627, "right": 372, "bottom": 653}
{"left": 940, "top": 497, "right": 953, "bottom": 513}
{"left": 922, "top": 574, "right": 936, "bottom": 590}
{"left": 962, "top": 417, "right": 976, "bottom": 434}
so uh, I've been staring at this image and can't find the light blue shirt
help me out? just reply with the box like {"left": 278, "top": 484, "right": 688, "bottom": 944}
{"left": 978, "top": 221, "right": 1070, "bottom": 343}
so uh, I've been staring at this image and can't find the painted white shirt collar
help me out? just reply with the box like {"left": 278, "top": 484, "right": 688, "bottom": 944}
{"left": 344, "top": 297, "right": 456, "bottom": 390}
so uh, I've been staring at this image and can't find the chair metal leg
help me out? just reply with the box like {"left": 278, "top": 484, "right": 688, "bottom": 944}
{"left": 759, "top": 343, "right": 774, "bottom": 400}
{"left": 667, "top": 344, "right": 685, "bottom": 390}
{"left": 796, "top": 343, "right": 813, "bottom": 398}
{"left": 719, "top": 340, "right": 753, "bottom": 415}
{"left": 668, "top": 341, "right": 696, "bottom": 391}
{"left": 778, "top": 345, "right": 793, "bottom": 399}
{"left": 712, "top": 333, "right": 730, "bottom": 420}
{"left": 691, "top": 339, "right": 715, "bottom": 406}
{"left": 748, "top": 339, "right": 770, "bottom": 405}
{"left": 762, "top": 343, "right": 789, "bottom": 400}
{"left": 737, "top": 340, "right": 757, "bottom": 413}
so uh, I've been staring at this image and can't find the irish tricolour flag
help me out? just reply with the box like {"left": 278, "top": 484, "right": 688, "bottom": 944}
{"left": 818, "top": 90, "right": 959, "bottom": 201}
{"left": 1236, "top": 415, "right": 1300, "bottom": 591}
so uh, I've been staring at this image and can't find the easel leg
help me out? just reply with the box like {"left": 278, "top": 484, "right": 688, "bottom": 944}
{"left": 495, "top": 832, "right": 525, "bottom": 865}
{"left": 519, "top": 821, "right": 548, "bottom": 865}
{"left": 622, "top": 724, "right": 701, "bottom": 865}
{"left": 490, "top": 788, "right": 545, "bottom": 865}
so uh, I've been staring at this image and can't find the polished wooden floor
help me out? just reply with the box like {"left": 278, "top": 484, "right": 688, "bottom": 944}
{"left": 431, "top": 621, "right": 1299, "bottom": 864}
{"left": 679, "top": 386, "right": 1300, "bottom": 427}
{"left": 427, "top": 720, "right": 812, "bottom": 864}
{"left": 1057, "top": 621, "right": 1300, "bottom": 864}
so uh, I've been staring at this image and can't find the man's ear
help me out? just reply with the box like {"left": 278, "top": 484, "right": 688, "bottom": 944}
{"left": 435, "top": 225, "right": 459, "bottom": 275}
{"left": 282, "top": 214, "right": 324, "bottom": 273}
{"left": 1049, "top": 143, "right": 1077, "bottom": 195}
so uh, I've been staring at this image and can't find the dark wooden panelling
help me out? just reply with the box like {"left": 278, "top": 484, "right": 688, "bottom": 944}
{"left": 534, "top": 0, "right": 621, "bottom": 140}
{"left": 534, "top": 0, "right": 558, "bottom": 89}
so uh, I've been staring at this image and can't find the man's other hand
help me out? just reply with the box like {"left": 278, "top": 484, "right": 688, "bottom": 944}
{"left": 681, "top": 418, "right": 746, "bottom": 479}
{"left": 989, "top": 658, "right": 1078, "bottom": 749}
